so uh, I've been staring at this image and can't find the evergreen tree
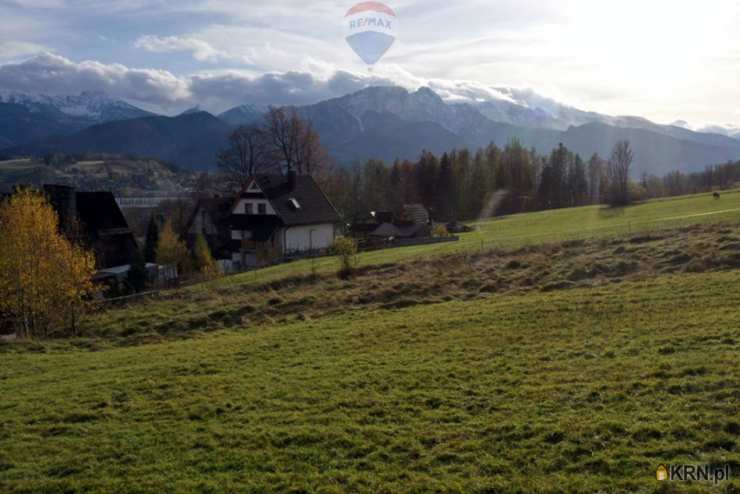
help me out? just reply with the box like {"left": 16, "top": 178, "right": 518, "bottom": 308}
{"left": 539, "top": 143, "right": 570, "bottom": 209}
{"left": 389, "top": 160, "right": 404, "bottom": 214}
{"left": 144, "top": 215, "right": 160, "bottom": 263}
{"left": 361, "top": 159, "right": 390, "bottom": 212}
{"left": 435, "top": 152, "right": 455, "bottom": 221}
{"left": 400, "top": 160, "right": 419, "bottom": 205}
{"left": 127, "top": 249, "right": 148, "bottom": 293}
{"left": 453, "top": 149, "right": 471, "bottom": 217}
{"left": 467, "top": 150, "right": 488, "bottom": 218}
{"left": 568, "top": 154, "right": 589, "bottom": 206}
{"left": 415, "top": 151, "right": 439, "bottom": 211}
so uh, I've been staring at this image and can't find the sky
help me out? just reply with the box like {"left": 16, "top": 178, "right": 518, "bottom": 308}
{"left": 1, "top": 0, "right": 739, "bottom": 128}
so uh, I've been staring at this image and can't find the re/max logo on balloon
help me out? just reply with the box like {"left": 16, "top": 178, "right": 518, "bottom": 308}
{"left": 348, "top": 17, "right": 393, "bottom": 30}
{"left": 344, "top": 2, "right": 397, "bottom": 66}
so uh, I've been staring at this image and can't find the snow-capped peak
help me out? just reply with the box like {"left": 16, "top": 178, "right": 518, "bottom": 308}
{"left": 0, "top": 91, "right": 151, "bottom": 122}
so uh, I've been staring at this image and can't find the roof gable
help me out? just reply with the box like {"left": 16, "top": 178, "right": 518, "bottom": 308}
{"left": 246, "top": 179, "right": 264, "bottom": 194}
{"left": 254, "top": 174, "right": 341, "bottom": 227}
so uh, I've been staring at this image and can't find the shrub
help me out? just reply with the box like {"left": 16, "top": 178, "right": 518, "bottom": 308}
{"left": 628, "top": 181, "right": 648, "bottom": 203}
{"left": 333, "top": 236, "right": 358, "bottom": 278}
{"left": 193, "top": 233, "right": 221, "bottom": 280}
{"left": 432, "top": 224, "right": 451, "bottom": 238}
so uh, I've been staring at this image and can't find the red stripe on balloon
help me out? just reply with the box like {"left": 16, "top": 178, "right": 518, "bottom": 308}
{"left": 345, "top": 2, "right": 396, "bottom": 17}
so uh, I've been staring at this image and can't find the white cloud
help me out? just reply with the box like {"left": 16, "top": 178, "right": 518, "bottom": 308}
{"left": 0, "top": 41, "right": 47, "bottom": 63}
{"left": 0, "top": 53, "right": 191, "bottom": 109}
{"left": 0, "top": 53, "right": 398, "bottom": 113}
{"left": 0, "top": 52, "right": 615, "bottom": 117}
{"left": 189, "top": 69, "right": 399, "bottom": 112}
{"left": 134, "top": 35, "right": 254, "bottom": 65}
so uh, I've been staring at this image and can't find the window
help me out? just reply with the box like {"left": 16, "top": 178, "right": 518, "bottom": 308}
{"left": 258, "top": 203, "right": 267, "bottom": 215}
{"left": 289, "top": 197, "right": 301, "bottom": 210}
{"left": 245, "top": 203, "right": 253, "bottom": 215}
{"left": 232, "top": 230, "right": 253, "bottom": 240}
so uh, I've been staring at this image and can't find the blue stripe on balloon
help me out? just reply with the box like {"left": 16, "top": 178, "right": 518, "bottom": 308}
{"left": 345, "top": 31, "right": 395, "bottom": 65}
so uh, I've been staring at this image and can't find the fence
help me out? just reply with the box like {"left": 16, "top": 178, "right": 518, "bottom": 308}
{"left": 362, "top": 235, "right": 460, "bottom": 252}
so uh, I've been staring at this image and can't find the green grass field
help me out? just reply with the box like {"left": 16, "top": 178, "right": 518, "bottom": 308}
{"left": 2, "top": 271, "right": 738, "bottom": 492}
{"left": 212, "top": 188, "right": 740, "bottom": 288}
{"left": 1, "top": 190, "right": 739, "bottom": 493}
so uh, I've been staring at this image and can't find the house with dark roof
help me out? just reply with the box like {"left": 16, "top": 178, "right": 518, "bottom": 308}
{"left": 187, "top": 172, "right": 341, "bottom": 268}
{"left": 43, "top": 185, "right": 139, "bottom": 269}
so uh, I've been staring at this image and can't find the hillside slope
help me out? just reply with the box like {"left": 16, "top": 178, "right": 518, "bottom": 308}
{"left": 2, "top": 267, "right": 738, "bottom": 492}
{"left": 2, "top": 189, "right": 740, "bottom": 492}
{"left": 6, "top": 112, "right": 231, "bottom": 171}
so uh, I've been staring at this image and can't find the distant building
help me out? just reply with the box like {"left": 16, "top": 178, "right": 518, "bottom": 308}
{"left": 369, "top": 222, "right": 430, "bottom": 240}
{"left": 403, "top": 204, "right": 430, "bottom": 225}
{"left": 351, "top": 205, "right": 432, "bottom": 245}
{"left": 187, "top": 172, "right": 341, "bottom": 268}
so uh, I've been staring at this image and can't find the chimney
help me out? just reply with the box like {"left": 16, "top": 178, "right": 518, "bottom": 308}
{"left": 287, "top": 169, "right": 297, "bottom": 189}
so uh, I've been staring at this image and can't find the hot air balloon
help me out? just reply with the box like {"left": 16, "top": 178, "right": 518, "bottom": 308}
{"left": 344, "top": 2, "right": 397, "bottom": 66}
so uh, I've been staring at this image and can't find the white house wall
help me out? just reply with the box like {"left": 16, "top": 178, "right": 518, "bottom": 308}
{"left": 283, "top": 224, "right": 335, "bottom": 253}
{"left": 234, "top": 199, "right": 276, "bottom": 215}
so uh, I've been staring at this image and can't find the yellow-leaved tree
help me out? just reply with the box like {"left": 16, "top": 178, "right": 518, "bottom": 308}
{"left": 156, "top": 220, "right": 191, "bottom": 276}
{"left": 0, "top": 189, "right": 96, "bottom": 339}
{"left": 194, "top": 233, "right": 221, "bottom": 280}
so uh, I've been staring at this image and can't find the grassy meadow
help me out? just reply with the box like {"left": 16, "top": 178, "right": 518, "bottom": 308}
{"left": 1, "top": 271, "right": 739, "bottom": 492}
{"left": 1, "top": 190, "right": 740, "bottom": 492}
{"left": 211, "top": 188, "right": 740, "bottom": 288}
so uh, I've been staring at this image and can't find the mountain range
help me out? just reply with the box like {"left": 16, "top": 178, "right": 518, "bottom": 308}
{"left": 0, "top": 91, "right": 153, "bottom": 148}
{"left": 2, "top": 87, "right": 740, "bottom": 176}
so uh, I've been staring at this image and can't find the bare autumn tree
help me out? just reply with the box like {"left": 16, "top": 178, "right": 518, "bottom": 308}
{"left": 607, "top": 140, "right": 634, "bottom": 206}
{"left": 265, "top": 107, "right": 328, "bottom": 176}
{"left": 587, "top": 153, "right": 606, "bottom": 204}
{"left": 265, "top": 107, "right": 300, "bottom": 174}
{"left": 217, "top": 125, "right": 272, "bottom": 188}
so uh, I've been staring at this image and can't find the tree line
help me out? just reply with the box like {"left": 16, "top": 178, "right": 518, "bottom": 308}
{"left": 319, "top": 140, "right": 637, "bottom": 222}
{"left": 220, "top": 109, "right": 739, "bottom": 222}
{"left": 639, "top": 161, "right": 740, "bottom": 198}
